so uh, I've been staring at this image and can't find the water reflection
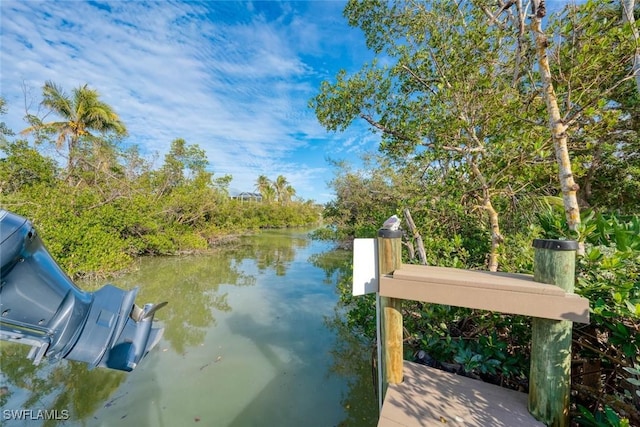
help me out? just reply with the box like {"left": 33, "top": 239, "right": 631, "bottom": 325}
{"left": 0, "top": 343, "right": 126, "bottom": 426}
{"left": 311, "top": 249, "right": 379, "bottom": 427}
{"left": 114, "top": 254, "right": 255, "bottom": 354}
{"left": 0, "top": 229, "right": 377, "bottom": 426}
{"left": 325, "top": 312, "right": 379, "bottom": 427}
{"left": 228, "top": 229, "right": 310, "bottom": 276}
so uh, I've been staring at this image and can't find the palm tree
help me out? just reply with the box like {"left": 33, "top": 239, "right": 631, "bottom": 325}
{"left": 273, "top": 175, "right": 289, "bottom": 204}
{"left": 21, "top": 81, "right": 127, "bottom": 176}
{"left": 284, "top": 184, "right": 296, "bottom": 204}
{"left": 261, "top": 185, "right": 276, "bottom": 203}
{"left": 255, "top": 175, "right": 273, "bottom": 202}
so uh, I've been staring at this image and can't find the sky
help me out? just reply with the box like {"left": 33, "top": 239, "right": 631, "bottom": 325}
{"left": 0, "top": 0, "right": 579, "bottom": 204}
{"left": 0, "top": 0, "right": 381, "bottom": 204}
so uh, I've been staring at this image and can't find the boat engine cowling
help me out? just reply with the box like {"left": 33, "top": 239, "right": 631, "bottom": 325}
{"left": 0, "top": 209, "right": 166, "bottom": 371}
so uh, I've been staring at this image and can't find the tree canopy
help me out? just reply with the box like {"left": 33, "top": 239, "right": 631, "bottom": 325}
{"left": 311, "top": 0, "right": 640, "bottom": 269}
{"left": 21, "top": 81, "right": 127, "bottom": 178}
{"left": 311, "top": 0, "right": 640, "bottom": 423}
{"left": 0, "top": 82, "right": 321, "bottom": 280}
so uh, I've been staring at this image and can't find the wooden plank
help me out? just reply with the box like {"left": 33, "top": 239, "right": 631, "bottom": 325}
{"left": 379, "top": 276, "right": 590, "bottom": 323}
{"left": 394, "top": 265, "right": 565, "bottom": 296}
{"left": 378, "top": 361, "right": 544, "bottom": 427}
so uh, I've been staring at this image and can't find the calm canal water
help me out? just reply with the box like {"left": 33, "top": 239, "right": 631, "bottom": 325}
{"left": 0, "top": 229, "right": 378, "bottom": 426}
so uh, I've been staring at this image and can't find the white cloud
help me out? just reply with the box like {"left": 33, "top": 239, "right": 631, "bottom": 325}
{"left": 0, "top": 0, "right": 375, "bottom": 204}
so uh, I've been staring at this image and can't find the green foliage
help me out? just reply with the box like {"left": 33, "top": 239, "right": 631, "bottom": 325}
{"left": 1, "top": 86, "right": 322, "bottom": 280}
{"left": 311, "top": 249, "right": 378, "bottom": 339}
{"left": 312, "top": 0, "right": 640, "bottom": 423}
{"left": 537, "top": 207, "right": 640, "bottom": 422}
{"left": 0, "top": 97, "right": 14, "bottom": 140}
{"left": 253, "top": 174, "right": 297, "bottom": 205}
{"left": 539, "top": 207, "right": 640, "bottom": 322}
{"left": 577, "top": 405, "right": 631, "bottom": 427}
{"left": 21, "top": 81, "right": 127, "bottom": 177}
{"left": 624, "top": 365, "right": 640, "bottom": 391}
{"left": 2, "top": 184, "right": 134, "bottom": 278}
{"left": 406, "top": 301, "right": 530, "bottom": 386}
{"left": 322, "top": 161, "right": 399, "bottom": 240}
{"left": 549, "top": 0, "right": 640, "bottom": 212}
{"left": 0, "top": 139, "right": 58, "bottom": 191}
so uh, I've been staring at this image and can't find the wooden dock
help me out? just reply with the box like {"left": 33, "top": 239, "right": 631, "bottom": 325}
{"left": 365, "top": 233, "right": 590, "bottom": 426}
{"left": 374, "top": 261, "right": 588, "bottom": 426}
{"left": 378, "top": 361, "right": 544, "bottom": 427}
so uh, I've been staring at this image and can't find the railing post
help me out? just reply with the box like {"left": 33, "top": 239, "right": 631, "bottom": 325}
{"left": 529, "top": 239, "right": 578, "bottom": 427}
{"left": 378, "top": 228, "right": 403, "bottom": 401}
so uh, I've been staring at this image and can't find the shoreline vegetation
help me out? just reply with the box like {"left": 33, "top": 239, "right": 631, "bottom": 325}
{"left": 2, "top": 0, "right": 639, "bottom": 421}
{"left": 307, "top": 1, "right": 640, "bottom": 424}
{"left": 0, "top": 91, "right": 323, "bottom": 282}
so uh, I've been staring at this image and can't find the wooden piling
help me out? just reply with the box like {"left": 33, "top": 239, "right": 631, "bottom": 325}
{"left": 529, "top": 239, "right": 578, "bottom": 427}
{"left": 378, "top": 228, "right": 404, "bottom": 400}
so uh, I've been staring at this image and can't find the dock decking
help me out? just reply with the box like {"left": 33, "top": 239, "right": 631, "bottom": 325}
{"left": 378, "top": 361, "right": 544, "bottom": 427}
{"left": 367, "top": 237, "right": 589, "bottom": 426}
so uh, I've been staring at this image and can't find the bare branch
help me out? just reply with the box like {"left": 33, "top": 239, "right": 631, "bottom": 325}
{"left": 479, "top": 0, "right": 514, "bottom": 28}
{"left": 359, "top": 114, "right": 415, "bottom": 142}
{"left": 400, "top": 65, "right": 438, "bottom": 96}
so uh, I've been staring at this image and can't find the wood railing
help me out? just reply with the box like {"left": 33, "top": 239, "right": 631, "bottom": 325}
{"left": 374, "top": 229, "right": 590, "bottom": 427}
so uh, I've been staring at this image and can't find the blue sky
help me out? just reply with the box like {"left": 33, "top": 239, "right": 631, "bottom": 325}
{"left": 0, "top": 0, "right": 578, "bottom": 204}
{"left": 0, "top": 0, "right": 380, "bottom": 204}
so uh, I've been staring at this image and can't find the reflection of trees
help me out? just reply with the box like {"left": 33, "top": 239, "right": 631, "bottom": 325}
{"left": 0, "top": 247, "right": 256, "bottom": 425}
{"left": 308, "top": 249, "right": 351, "bottom": 284}
{"left": 230, "top": 230, "right": 310, "bottom": 276}
{"left": 0, "top": 231, "right": 354, "bottom": 425}
{"left": 115, "top": 254, "right": 255, "bottom": 354}
{"left": 105, "top": 231, "right": 309, "bottom": 354}
{"left": 325, "top": 312, "right": 379, "bottom": 427}
{"left": 1, "top": 343, "right": 45, "bottom": 406}
{"left": 44, "top": 362, "right": 126, "bottom": 425}
{"left": 0, "top": 342, "right": 126, "bottom": 426}
{"left": 312, "top": 247, "right": 378, "bottom": 427}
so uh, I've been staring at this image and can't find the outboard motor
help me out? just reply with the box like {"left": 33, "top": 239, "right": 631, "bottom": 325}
{"left": 0, "top": 209, "right": 166, "bottom": 371}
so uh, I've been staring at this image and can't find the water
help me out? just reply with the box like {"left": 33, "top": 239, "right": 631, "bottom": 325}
{"left": 0, "top": 229, "right": 378, "bottom": 426}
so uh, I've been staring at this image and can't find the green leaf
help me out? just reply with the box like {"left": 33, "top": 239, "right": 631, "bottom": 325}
{"left": 585, "top": 247, "right": 603, "bottom": 262}
{"left": 613, "top": 292, "right": 623, "bottom": 304}
{"left": 625, "top": 301, "right": 640, "bottom": 317}
{"left": 604, "top": 406, "right": 624, "bottom": 426}
{"left": 614, "top": 229, "right": 629, "bottom": 251}
{"left": 577, "top": 405, "right": 598, "bottom": 424}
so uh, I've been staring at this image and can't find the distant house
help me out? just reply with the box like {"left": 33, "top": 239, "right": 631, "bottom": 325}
{"left": 232, "top": 192, "right": 263, "bottom": 202}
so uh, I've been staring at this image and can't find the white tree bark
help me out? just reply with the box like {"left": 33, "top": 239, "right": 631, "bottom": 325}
{"left": 621, "top": 0, "right": 640, "bottom": 94}
{"left": 530, "top": 2, "right": 581, "bottom": 231}
{"left": 469, "top": 160, "right": 504, "bottom": 272}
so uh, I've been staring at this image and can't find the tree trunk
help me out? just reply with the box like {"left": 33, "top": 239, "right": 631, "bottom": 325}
{"left": 403, "top": 208, "right": 427, "bottom": 265}
{"left": 469, "top": 160, "right": 503, "bottom": 272}
{"left": 403, "top": 240, "right": 416, "bottom": 261}
{"left": 530, "top": 4, "right": 581, "bottom": 231}
{"left": 621, "top": 0, "right": 640, "bottom": 94}
{"left": 65, "top": 136, "right": 79, "bottom": 184}
{"left": 483, "top": 196, "right": 503, "bottom": 272}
